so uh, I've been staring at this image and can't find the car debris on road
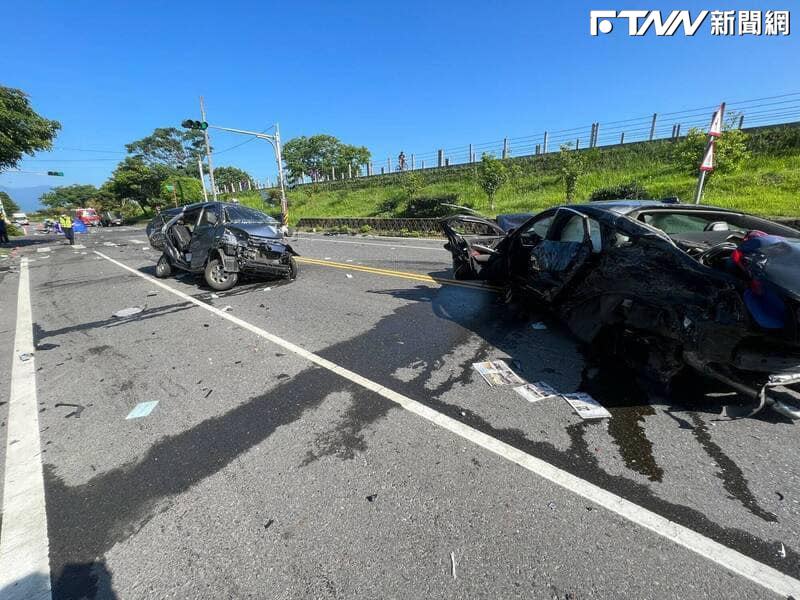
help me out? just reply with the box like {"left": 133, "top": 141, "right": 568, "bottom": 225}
{"left": 442, "top": 200, "right": 800, "bottom": 420}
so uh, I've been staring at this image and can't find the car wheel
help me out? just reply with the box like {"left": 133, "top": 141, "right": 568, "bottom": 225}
{"left": 155, "top": 254, "right": 172, "bottom": 278}
{"left": 205, "top": 257, "right": 238, "bottom": 291}
{"left": 287, "top": 256, "right": 299, "bottom": 280}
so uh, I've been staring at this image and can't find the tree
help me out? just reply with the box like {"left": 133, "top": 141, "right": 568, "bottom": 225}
{"left": 399, "top": 171, "right": 424, "bottom": 200}
{"left": 125, "top": 127, "right": 205, "bottom": 173}
{"left": 106, "top": 157, "right": 169, "bottom": 210}
{"left": 556, "top": 144, "right": 594, "bottom": 203}
{"left": 476, "top": 153, "right": 508, "bottom": 210}
{"left": 40, "top": 184, "right": 108, "bottom": 210}
{"left": 160, "top": 176, "right": 204, "bottom": 206}
{"left": 0, "top": 86, "right": 61, "bottom": 171}
{"left": 0, "top": 191, "right": 21, "bottom": 215}
{"left": 672, "top": 121, "right": 750, "bottom": 178}
{"left": 214, "top": 166, "right": 254, "bottom": 191}
{"left": 282, "top": 134, "right": 370, "bottom": 181}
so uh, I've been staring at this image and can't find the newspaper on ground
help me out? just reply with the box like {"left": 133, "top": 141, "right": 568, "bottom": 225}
{"left": 472, "top": 360, "right": 525, "bottom": 387}
{"left": 563, "top": 392, "right": 612, "bottom": 419}
{"left": 514, "top": 381, "right": 561, "bottom": 403}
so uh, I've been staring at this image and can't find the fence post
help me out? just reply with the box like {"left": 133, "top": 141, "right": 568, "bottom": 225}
{"left": 543, "top": 131, "right": 549, "bottom": 153}
{"left": 575, "top": 138, "right": 580, "bottom": 150}
{"left": 675, "top": 124, "right": 681, "bottom": 138}
{"left": 738, "top": 114, "right": 744, "bottom": 129}
{"left": 445, "top": 158, "right": 450, "bottom": 166}
{"left": 619, "top": 132, "right": 625, "bottom": 144}
{"left": 468, "top": 144, "right": 473, "bottom": 163}
{"left": 437, "top": 149, "right": 444, "bottom": 167}
{"left": 332, "top": 165, "right": 335, "bottom": 180}
{"left": 502, "top": 138, "right": 508, "bottom": 159}
{"left": 348, "top": 163, "right": 352, "bottom": 178}
{"left": 649, "top": 113, "right": 657, "bottom": 141}
{"left": 421, "top": 160, "right": 425, "bottom": 169}
{"left": 381, "top": 167, "right": 385, "bottom": 175}
{"left": 387, "top": 157, "right": 391, "bottom": 172}
{"left": 411, "top": 154, "right": 415, "bottom": 170}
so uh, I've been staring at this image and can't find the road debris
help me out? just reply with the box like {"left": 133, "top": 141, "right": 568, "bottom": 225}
{"left": 366, "top": 494, "right": 378, "bottom": 502}
{"left": 530, "top": 322, "right": 548, "bottom": 330}
{"left": 262, "top": 287, "right": 272, "bottom": 291}
{"left": 346, "top": 274, "right": 353, "bottom": 279}
{"left": 547, "top": 501, "right": 556, "bottom": 510}
{"left": 146, "top": 291, "right": 158, "bottom": 297}
{"left": 125, "top": 401, "right": 159, "bottom": 420}
{"left": 473, "top": 361, "right": 525, "bottom": 386}
{"left": 54, "top": 403, "right": 85, "bottom": 418}
{"left": 102, "top": 241, "right": 118, "bottom": 247}
{"left": 514, "top": 382, "right": 560, "bottom": 403}
{"left": 209, "top": 293, "right": 220, "bottom": 299}
{"left": 36, "top": 247, "right": 52, "bottom": 253}
{"left": 450, "top": 552, "right": 457, "bottom": 579}
{"left": 18, "top": 352, "right": 33, "bottom": 362}
{"left": 776, "top": 491, "right": 785, "bottom": 501}
{"left": 264, "top": 519, "right": 275, "bottom": 530}
{"left": 222, "top": 305, "right": 233, "bottom": 312}
{"left": 204, "top": 389, "right": 213, "bottom": 398}
{"left": 113, "top": 306, "right": 144, "bottom": 318}
{"left": 563, "top": 392, "right": 612, "bottom": 420}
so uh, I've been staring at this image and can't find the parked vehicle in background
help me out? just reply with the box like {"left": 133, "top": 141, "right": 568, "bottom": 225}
{"left": 146, "top": 201, "right": 299, "bottom": 291}
{"left": 12, "top": 212, "right": 29, "bottom": 225}
{"left": 72, "top": 207, "right": 101, "bottom": 227}
{"left": 100, "top": 211, "right": 124, "bottom": 227}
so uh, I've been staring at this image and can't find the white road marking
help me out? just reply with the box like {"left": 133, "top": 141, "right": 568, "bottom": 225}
{"left": 0, "top": 258, "right": 51, "bottom": 600}
{"left": 295, "top": 236, "right": 445, "bottom": 252}
{"left": 93, "top": 250, "right": 800, "bottom": 598}
{"left": 128, "top": 239, "right": 145, "bottom": 244}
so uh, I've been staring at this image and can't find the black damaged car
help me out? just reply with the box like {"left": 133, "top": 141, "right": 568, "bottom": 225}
{"left": 146, "top": 201, "right": 298, "bottom": 291}
{"left": 441, "top": 200, "right": 800, "bottom": 419}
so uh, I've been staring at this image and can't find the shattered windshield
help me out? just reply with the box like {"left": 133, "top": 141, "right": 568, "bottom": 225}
{"left": 224, "top": 205, "right": 277, "bottom": 224}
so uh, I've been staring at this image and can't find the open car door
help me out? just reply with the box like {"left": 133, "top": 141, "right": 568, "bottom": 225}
{"left": 524, "top": 208, "right": 596, "bottom": 303}
{"left": 439, "top": 215, "right": 506, "bottom": 280}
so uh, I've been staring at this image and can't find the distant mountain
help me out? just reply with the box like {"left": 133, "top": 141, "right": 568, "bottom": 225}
{"left": 0, "top": 185, "right": 52, "bottom": 212}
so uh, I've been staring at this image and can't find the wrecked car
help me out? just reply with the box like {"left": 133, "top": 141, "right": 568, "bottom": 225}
{"left": 441, "top": 200, "right": 800, "bottom": 419}
{"left": 146, "top": 201, "right": 298, "bottom": 291}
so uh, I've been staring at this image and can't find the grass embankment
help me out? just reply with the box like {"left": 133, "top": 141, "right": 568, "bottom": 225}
{"left": 222, "top": 125, "right": 800, "bottom": 224}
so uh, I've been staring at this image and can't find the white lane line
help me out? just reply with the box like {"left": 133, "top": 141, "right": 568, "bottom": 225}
{"left": 294, "top": 237, "right": 445, "bottom": 252}
{"left": 93, "top": 250, "right": 800, "bottom": 598}
{"left": 0, "top": 258, "right": 51, "bottom": 600}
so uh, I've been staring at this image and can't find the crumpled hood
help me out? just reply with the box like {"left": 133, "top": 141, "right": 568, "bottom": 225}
{"left": 227, "top": 222, "right": 282, "bottom": 239}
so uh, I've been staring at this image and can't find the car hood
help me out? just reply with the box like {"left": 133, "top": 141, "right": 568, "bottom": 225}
{"left": 227, "top": 222, "right": 282, "bottom": 239}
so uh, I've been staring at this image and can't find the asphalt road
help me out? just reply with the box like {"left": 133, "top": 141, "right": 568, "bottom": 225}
{"left": 1, "top": 225, "right": 799, "bottom": 599}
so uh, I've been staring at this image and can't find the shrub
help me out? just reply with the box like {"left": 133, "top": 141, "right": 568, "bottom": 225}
{"left": 589, "top": 181, "right": 650, "bottom": 201}
{"left": 359, "top": 224, "right": 372, "bottom": 234}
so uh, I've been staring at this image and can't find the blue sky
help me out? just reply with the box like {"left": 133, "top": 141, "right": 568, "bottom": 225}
{"left": 1, "top": 0, "right": 797, "bottom": 196}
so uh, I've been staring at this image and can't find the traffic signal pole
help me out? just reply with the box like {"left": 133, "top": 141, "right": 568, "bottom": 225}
{"left": 199, "top": 97, "right": 218, "bottom": 200}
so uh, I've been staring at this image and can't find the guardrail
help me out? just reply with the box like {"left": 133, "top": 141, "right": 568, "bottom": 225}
{"left": 295, "top": 217, "right": 443, "bottom": 235}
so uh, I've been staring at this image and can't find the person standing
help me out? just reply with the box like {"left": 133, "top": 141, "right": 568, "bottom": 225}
{"left": 0, "top": 215, "right": 9, "bottom": 244}
{"left": 59, "top": 211, "right": 74, "bottom": 245}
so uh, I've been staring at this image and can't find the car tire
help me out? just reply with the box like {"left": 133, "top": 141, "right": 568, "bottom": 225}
{"left": 155, "top": 254, "right": 172, "bottom": 278}
{"left": 205, "top": 257, "right": 238, "bottom": 291}
{"left": 287, "top": 256, "right": 299, "bottom": 280}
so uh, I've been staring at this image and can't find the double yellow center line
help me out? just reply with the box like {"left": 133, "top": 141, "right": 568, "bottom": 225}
{"left": 297, "top": 257, "right": 503, "bottom": 292}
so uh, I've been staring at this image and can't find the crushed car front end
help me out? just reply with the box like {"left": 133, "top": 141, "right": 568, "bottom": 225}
{"left": 217, "top": 226, "right": 298, "bottom": 278}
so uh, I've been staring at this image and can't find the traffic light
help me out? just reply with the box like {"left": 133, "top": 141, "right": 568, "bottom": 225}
{"left": 181, "top": 119, "right": 208, "bottom": 130}
{"left": 46, "top": 171, "right": 65, "bottom": 176}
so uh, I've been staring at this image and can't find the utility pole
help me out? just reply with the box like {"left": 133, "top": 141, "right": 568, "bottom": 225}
{"left": 198, "top": 157, "right": 208, "bottom": 201}
{"left": 199, "top": 97, "right": 218, "bottom": 200}
{"left": 274, "top": 123, "right": 288, "bottom": 227}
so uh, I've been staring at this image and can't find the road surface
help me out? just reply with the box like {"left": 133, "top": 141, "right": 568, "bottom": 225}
{"left": 1, "top": 226, "right": 798, "bottom": 599}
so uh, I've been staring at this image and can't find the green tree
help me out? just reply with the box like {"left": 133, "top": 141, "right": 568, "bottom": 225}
{"left": 556, "top": 144, "right": 594, "bottom": 203}
{"left": 160, "top": 176, "right": 204, "bottom": 206}
{"left": 125, "top": 127, "right": 205, "bottom": 173}
{"left": 106, "top": 157, "right": 169, "bottom": 210}
{"left": 283, "top": 134, "right": 370, "bottom": 181}
{"left": 214, "top": 166, "right": 254, "bottom": 191}
{"left": 399, "top": 171, "right": 424, "bottom": 200}
{"left": 0, "top": 87, "right": 61, "bottom": 171}
{"left": 40, "top": 184, "right": 107, "bottom": 210}
{"left": 0, "top": 191, "right": 21, "bottom": 215}
{"left": 672, "top": 122, "right": 750, "bottom": 177}
{"left": 476, "top": 153, "right": 508, "bottom": 210}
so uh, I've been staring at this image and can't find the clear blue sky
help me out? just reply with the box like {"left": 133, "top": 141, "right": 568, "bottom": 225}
{"left": 1, "top": 0, "right": 797, "bottom": 194}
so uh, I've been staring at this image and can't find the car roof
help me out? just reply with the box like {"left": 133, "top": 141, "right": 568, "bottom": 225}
{"left": 573, "top": 199, "right": 746, "bottom": 215}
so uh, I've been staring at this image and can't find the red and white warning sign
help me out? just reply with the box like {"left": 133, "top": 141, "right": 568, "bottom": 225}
{"left": 708, "top": 103, "right": 725, "bottom": 137}
{"left": 699, "top": 141, "right": 715, "bottom": 171}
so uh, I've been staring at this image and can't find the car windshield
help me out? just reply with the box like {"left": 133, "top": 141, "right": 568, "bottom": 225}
{"left": 224, "top": 205, "right": 277, "bottom": 224}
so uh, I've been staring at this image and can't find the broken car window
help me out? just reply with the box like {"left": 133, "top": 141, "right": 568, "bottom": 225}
{"left": 519, "top": 214, "right": 554, "bottom": 245}
{"left": 224, "top": 205, "right": 277, "bottom": 224}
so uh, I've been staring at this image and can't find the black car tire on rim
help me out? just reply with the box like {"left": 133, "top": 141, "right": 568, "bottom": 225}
{"left": 287, "top": 256, "right": 299, "bottom": 280}
{"left": 155, "top": 254, "right": 172, "bottom": 278}
{"left": 205, "top": 257, "right": 238, "bottom": 291}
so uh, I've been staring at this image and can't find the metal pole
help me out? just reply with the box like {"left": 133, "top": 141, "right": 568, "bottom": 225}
{"left": 387, "top": 157, "right": 391, "bottom": 172}
{"left": 411, "top": 154, "right": 415, "bottom": 170}
{"left": 198, "top": 157, "right": 208, "bottom": 201}
{"left": 274, "top": 123, "right": 288, "bottom": 227}
{"left": 348, "top": 163, "right": 352, "bottom": 178}
{"left": 738, "top": 114, "right": 744, "bottom": 129}
{"left": 649, "top": 113, "right": 657, "bottom": 141}
{"left": 502, "top": 138, "right": 508, "bottom": 159}
{"left": 199, "top": 97, "right": 218, "bottom": 200}
{"left": 675, "top": 124, "right": 681, "bottom": 138}
{"left": 469, "top": 144, "right": 473, "bottom": 163}
{"left": 543, "top": 131, "right": 549, "bottom": 153}
{"left": 693, "top": 169, "right": 707, "bottom": 204}
{"left": 620, "top": 132, "right": 625, "bottom": 144}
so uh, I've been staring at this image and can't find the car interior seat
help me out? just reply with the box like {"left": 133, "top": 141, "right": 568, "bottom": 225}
{"left": 172, "top": 223, "right": 192, "bottom": 251}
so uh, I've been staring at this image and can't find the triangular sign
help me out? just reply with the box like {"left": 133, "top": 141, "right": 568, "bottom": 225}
{"left": 699, "top": 141, "right": 714, "bottom": 171}
{"left": 709, "top": 103, "right": 725, "bottom": 137}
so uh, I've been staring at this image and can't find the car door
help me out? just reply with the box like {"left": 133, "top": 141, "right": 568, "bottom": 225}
{"left": 439, "top": 215, "right": 507, "bottom": 279}
{"left": 521, "top": 208, "right": 597, "bottom": 303}
{"left": 189, "top": 205, "right": 222, "bottom": 270}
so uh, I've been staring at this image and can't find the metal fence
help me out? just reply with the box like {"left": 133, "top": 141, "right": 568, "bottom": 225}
{"left": 295, "top": 217, "right": 443, "bottom": 235}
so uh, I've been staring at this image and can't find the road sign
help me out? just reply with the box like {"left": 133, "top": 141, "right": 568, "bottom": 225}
{"left": 46, "top": 171, "right": 65, "bottom": 176}
{"left": 699, "top": 141, "right": 715, "bottom": 171}
{"left": 709, "top": 103, "right": 725, "bottom": 137}
{"left": 181, "top": 119, "right": 208, "bottom": 130}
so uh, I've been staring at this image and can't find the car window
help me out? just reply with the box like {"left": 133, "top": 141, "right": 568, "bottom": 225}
{"left": 554, "top": 214, "right": 602, "bottom": 252}
{"left": 641, "top": 212, "right": 745, "bottom": 235}
{"left": 198, "top": 207, "right": 219, "bottom": 226}
{"left": 224, "top": 205, "right": 276, "bottom": 224}
{"left": 519, "top": 213, "right": 554, "bottom": 244}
